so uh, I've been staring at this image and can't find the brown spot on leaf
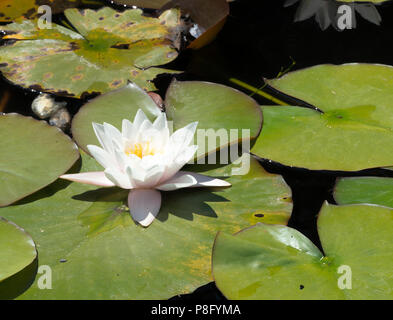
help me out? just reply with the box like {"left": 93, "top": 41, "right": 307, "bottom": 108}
{"left": 44, "top": 72, "right": 53, "bottom": 80}
{"left": 72, "top": 74, "right": 83, "bottom": 81}
{"left": 110, "top": 80, "right": 122, "bottom": 87}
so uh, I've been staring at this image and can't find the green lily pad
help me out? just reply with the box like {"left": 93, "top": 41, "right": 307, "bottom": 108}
{"left": 0, "top": 7, "right": 181, "bottom": 98}
{"left": 0, "top": 217, "right": 37, "bottom": 282}
{"left": 72, "top": 81, "right": 263, "bottom": 160}
{"left": 0, "top": 113, "right": 79, "bottom": 207}
{"left": 0, "top": 217, "right": 37, "bottom": 299}
{"left": 0, "top": 151, "right": 292, "bottom": 299}
{"left": 252, "top": 64, "right": 393, "bottom": 171}
{"left": 334, "top": 176, "right": 393, "bottom": 208}
{"left": 165, "top": 80, "right": 262, "bottom": 160}
{"left": 72, "top": 82, "right": 162, "bottom": 154}
{"left": 213, "top": 202, "right": 393, "bottom": 300}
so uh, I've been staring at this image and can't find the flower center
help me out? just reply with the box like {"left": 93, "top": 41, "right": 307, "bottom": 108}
{"left": 125, "top": 141, "right": 157, "bottom": 158}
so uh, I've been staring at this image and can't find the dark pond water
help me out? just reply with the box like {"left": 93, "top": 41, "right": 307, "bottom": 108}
{"left": 2, "top": 0, "right": 393, "bottom": 300}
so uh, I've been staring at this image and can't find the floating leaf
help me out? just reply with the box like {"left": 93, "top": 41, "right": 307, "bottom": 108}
{"left": 252, "top": 64, "right": 393, "bottom": 171}
{"left": 0, "top": 0, "right": 90, "bottom": 22}
{"left": 213, "top": 202, "right": 393, "bottom": 299}
{"left": 109, "top": 0, "right": 170, "bottom": 8}
{"left": 0, "top": 113, "right": 79, "bottom": 207}
{"left": 72, "top": 82, "right": 162, "bottom": 154}
{"left": 0, "top": 217, "right": 37, "bottom": 299}
{"left": 72, "top": 81, "right": 262, "bottom": 159}
{"left": 0, "top": 7, "right": 181, "bottom": 98}
{"left": 112, "top": 0, "right": 229, "bottom": 49}
{"left": 334, "top": 176, "right": 393, "bottom": 208}
{"left": 0, "top": 151, "right": 292, "bottom": 299}
{"left": 165, "top": 80, "right": 262, "bottom": 160}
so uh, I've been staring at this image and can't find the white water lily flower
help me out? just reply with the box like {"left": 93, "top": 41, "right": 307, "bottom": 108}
{"left": 61, "top": 109, "right": 230, "bottom": 227}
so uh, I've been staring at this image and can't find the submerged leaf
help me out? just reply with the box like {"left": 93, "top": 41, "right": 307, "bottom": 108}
{"left": 0, "top": 7, "right": 182, "bottom": 97}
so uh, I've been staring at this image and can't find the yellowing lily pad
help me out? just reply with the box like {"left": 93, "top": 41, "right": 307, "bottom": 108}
{"left": 0, "top": 0, "right": 89, "bottom": 22}
{"left": 0, "top": 7, "right": 182, "bottom": 98}
{"left": 252, "top": 64, "right": 393, "bottom": 171}
{"left": 213, "top": 202, "right": 393, "bottom": 300}
{"left": 109, "top": 0, "right": 170, "bottom": 8}
{"left": 0, "top": 152, "right": 292, "bottom": 299}
{"left": 0, "top": 113, "right": 79, "bottom": 207}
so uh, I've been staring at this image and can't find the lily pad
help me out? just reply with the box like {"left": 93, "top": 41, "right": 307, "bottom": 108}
{"left": 109, "top": 0, "right": 170, "bottom": 8}
{"left": 213, "top": 202, "right": 393, "bottom": 300}
{"left": 0, "top": 0, "right": 90, "bottom": 22}
{"left": 0, "top": 152, "right": 292, "bottom": 299}
{"left": 72, "top": 81, "right": 263, "bottom": 160}
{"left": 252, "top": 64, "right": 393, "bottom": 171}
{"left": 72, "top": 82, "right": 162, "bottom": 154}
{"left": 0, "top": 113, "right": 79, "bottom": 207}
{"left": 334, "top": 176, "right": 393, "bottom": 208}
{"left": 0, "top": 217, "right": 37, "bottom": 299}
{"left": 165, "top": 80, "right": 262, "bottom": 160}
{"left": 0, "top": 217, "right": 37, "bottom": 282}
{"left": 112, "top": 0, "right": 229, "bottom": 49}
{"left": 0, "top": 7, "right": 181, "bottom": 98}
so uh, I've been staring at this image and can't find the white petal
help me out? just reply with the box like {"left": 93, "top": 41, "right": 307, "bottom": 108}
{"left": 128, "top": 189, "right": 161, "bottom": 227}
{"left": 170, "top": 121, "right": 198, "bottom": 151}
{"left": 159, "top": 145, "right": 198, "bottom": 183}
{"left": 104, "top": 168, "right": 133, "bottom": 189}
{"left": 156, "top": 171, "right": 231, "bottom": 191}
{"left": 133, "top": 109, "right": 150, "bottom": 130}
{"left": 60, "top": 172, "right": 115, "bottom": 187}
{"left": 103, "top": 122, "right": 123, "bottom": 149}
{"left": 87, "top": 145, "right": 116, "bottom": 169}
{"left": 122, "top": 119, "right": 135, "bottom": 140}
{"left": 152, "top": 112, "right": 167, "bottom": 131}
{"left": 92, "top": 122, "right": 114, "bottom": 152}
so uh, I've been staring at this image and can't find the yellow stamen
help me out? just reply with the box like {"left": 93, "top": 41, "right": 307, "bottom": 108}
{"left": 125, "top": 141, "right": 156, "bottom": 158}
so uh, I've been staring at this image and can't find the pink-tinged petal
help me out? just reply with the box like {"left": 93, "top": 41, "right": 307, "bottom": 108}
{"left": 128, "top": 189, "right": 161, "bottom": 227}
{"left": 156, "top": 171, "right": 231, "bottom": 191}
{"left": 60, "top": 172, "right": 115, "bottom": 187}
